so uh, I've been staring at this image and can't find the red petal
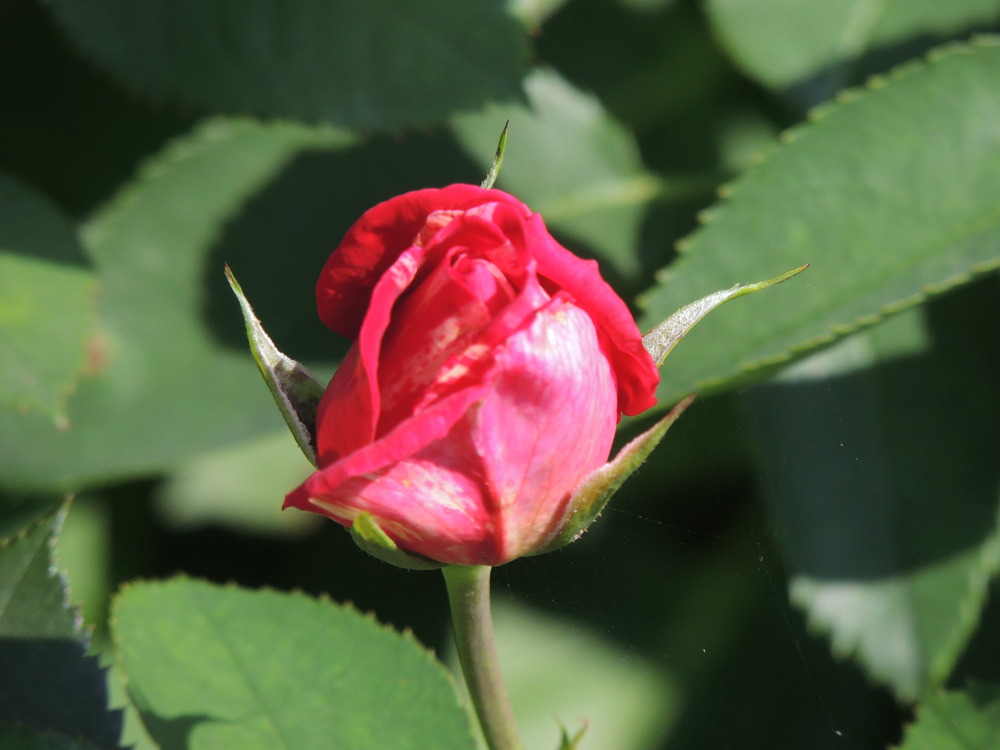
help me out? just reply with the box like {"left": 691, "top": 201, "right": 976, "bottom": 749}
{"left": 316, "top": 185, "right": 529, "bottom": 339}
{"left": 285, "top": 384, "right": 497, "bottom": 564}
{"left": 472, "top": 296, "right": 618, "bottom": 561}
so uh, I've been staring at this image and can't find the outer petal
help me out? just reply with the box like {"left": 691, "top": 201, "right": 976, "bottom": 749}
{"left": 471, "top": 295, "right": 618, "bottom": 561}
{"left": 374, "top": 215, "right": 524, "bottom": 433}
{"left": 316, "top": 185, "right": 530, "bottom": 338}
{"left": 314, "top": 242, "right": 427, "bottom": 463}
{"left": 285, "top": 383, "right": 496, "bottom": 564}
{"left": 472, "top": 205, "right": 659, "bottom": 416}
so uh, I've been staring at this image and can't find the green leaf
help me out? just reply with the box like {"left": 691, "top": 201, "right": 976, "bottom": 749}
{"left": 449, "top": 601, "right": 677, "bottom": 750}
{"left": 638, "top": 38, "right": 1000, "bottom": 408}
{"left": 705, "top": 0, "right": 1000, "bottom": 94}
{"left": 0, "top": 118, "right": 355, "bottom": 491}
{"left": 155, "top": 430, "right": 318, "bottom": 537}
{"left": 226, "top": 265, "right": 324, "bottom": 467}
{"left": 744, "top": 279, "right": 1000, "bottom": 701}
{"left": 113, "top": 578, "right": 476, "bottom": 750}
{"left": 0, "top": 494, "right": 63, "bottom": 543}
{"left": 0, "top": 174, "right": 97, "bottom": 420}
{"left": 48, "top": 0, "right": 527, "bottom": 130}
{"left": 452, "top": 68, "right": 662, "bottom": 281}
{"left": 898, "top": 685, "right": 1000, "bottom": 749}
{"left": 0, "top": 504, "right": 122, "bottom": 749}
{"left": 0, "top": 724, "right": 105, "bottom": 750}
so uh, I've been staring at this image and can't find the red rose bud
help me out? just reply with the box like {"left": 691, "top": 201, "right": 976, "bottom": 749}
{"left": 285, "top": 185, "right": 659, "bottom": 566}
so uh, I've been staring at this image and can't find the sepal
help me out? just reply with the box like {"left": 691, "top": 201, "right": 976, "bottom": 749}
{"left": 642, "top": 265, "right": 808, "bottom": 366}
{"left": 531, "top": 394, "right": 696, "bottom": 556}
{"left": 480, "top": 120, "right": 509, "bottom": 190}
{"left": 350, "top": 512, "right": 446, "bottom": 570}
{"left": 226, "top": 265, "right": 324, "bottom": 466}
{"left": 557, "top": 721, "right": 588, "bottom": 749}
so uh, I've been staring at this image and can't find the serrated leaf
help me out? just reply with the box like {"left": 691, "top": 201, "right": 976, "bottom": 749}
{"left": 0, "top": 495, "right": 64, "bottom": 543}
{"left": 449, "top": 601, "right": 676, "bottom": 750}
{"left": 48, "top": 0, "right": 527, "bottom": 130}
{"left": 897, "top": 684, "right": 1000, "bottom": 749}
{"left": 706, "top": 0, "right": 1000, "bottom": 97}
{"left": 638, "top": 39, "right": 1000, "bottom": 408}
{"left": 0, "top": 724, "right": 105, "bottom": 750}
{"left": 452, "top": 67, "right": 661, "bottom": 281}
{"left": 113, "top": 578, "right": 476, "bottom": 750}
{"left": 745, "top": 280, "right": 1000, "bottom": 701}
{"left": 0, "top": 118, "right": 355, "bottom": 491}
{"left": 0, "top": 505, "right": 122, "bottom": 749}
{"left": 0, "top": 174, "right": 97, "bottom": 420}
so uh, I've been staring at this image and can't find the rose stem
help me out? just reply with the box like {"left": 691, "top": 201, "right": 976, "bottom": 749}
{"left": 442, "top": 565, "right": 524, "bottom": 750}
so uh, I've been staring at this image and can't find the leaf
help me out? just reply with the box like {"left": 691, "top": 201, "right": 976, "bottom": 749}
{"left": 0, "top": 118, "right": 355, "bottom": 491}
{"left": 744, "top": 278, "right": 1000, "bottom": 701}
{"left": 113, "top": 577, "right": 476, "bottom": 750}
{"left": 0, "top": 174, "right": 97, "bottom": 420}
{"left": 705, "top": 0, "right": 1000, "bottom": 97}
{"left": 154, "top": 430, "right": 318, "bottom": 537}
{"left": 452, "top": 67, "right": 662, "bottom": 281}
{"left": 448, "top": 601, "right": 676, "bottom": 750}
{"left": 0, "top": 504, "right": 122, "bottom": 749}
{"left": 0, "top": 724, "right": 105, "bottom": 750}
{"left": 47, "top": 0, "right": 527, "bottom": 130}
{"left": 897, "top": 685, "right": 1000, "bottom": 749}
{"left": 637, "top": 38, "right": 1000, "bottom": 408}
{"left": 0, "top": 495, "right": 63, "bottom": 543}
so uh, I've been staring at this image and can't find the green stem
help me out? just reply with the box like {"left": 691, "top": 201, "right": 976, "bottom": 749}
{"left": 442, "top": 565, "right": 524, "bottom": 750}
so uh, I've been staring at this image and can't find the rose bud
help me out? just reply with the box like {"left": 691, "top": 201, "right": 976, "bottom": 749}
{"left": 284, "top": 184, "right": 659, "bottom": 566}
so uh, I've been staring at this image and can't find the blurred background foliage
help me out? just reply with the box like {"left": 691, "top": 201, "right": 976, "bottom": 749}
{"left": 2, "top": 0, "right": 1000, "bottom": 748}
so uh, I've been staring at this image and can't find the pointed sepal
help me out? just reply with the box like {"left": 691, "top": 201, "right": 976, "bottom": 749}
{"left": 225, "top": 265, "right": 324, "bottom": 466}
{"left": 557, "top": 721, "right": 588, "bottom": 750}
{"left": 642, "top": 265, "right": 808, "bottom": 366}
{"left": 350, "top": 512, "right": 446, "bottom": 570}
{"left": 531, "top": 395, "right": 696, "bottom": 556}
{"left": 480, "top": 120, "right": 510, "bottom": 190}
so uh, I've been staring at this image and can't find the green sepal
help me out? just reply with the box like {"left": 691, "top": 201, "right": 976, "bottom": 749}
{"left": 225, "top": 265, "right": 324, "bottom": 467}
{"left": 480, "top": 120, "right": 510, "bottom": 190}
{"left": 557, "top": 722, "right": 588, "bottom": 750}
{"left": 350, "top": 512, "right": 446, "bottom": 571}
{"left": 642, "top": 265, "right": 808, "bottom": 366}
{"left": 531, "top": 394, "right": 696, "bottom": 556}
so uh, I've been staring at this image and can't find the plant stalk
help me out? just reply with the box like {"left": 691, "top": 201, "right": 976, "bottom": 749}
{"left": 442, "top": 565, "right": 524, "bottom": 750}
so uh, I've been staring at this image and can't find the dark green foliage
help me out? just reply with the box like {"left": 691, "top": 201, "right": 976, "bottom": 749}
{"left": 2, "top": 0, "right": 999, "bottom": 747}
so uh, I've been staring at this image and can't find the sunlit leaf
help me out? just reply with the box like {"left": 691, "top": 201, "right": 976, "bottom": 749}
{"left": 114, "top": 578, "right": 476, "bottom": 750}
{"left": 898, "top": 684, "right": 1000, "bottom": 749}
{"left": 706, "top": 0, "right": 1000, "bottom": 98}
{"left": 638, "top": 39, "right": 1000, "bottom": 407}
{"left": 452, "top": 68, "right": 661, "bottom": 280}
{"left": 0, "top": 119, "right": 355, "bottom": 491}
{"left": 48, "top": 0, "right": 527, "bottom": 129}
{"left": 0, "top": 175, "right": 97, "bottom": 420}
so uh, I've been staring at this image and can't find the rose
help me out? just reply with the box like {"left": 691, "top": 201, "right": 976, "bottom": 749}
{"left": 285, "top": 184, "right": 659, "bottom": 565}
